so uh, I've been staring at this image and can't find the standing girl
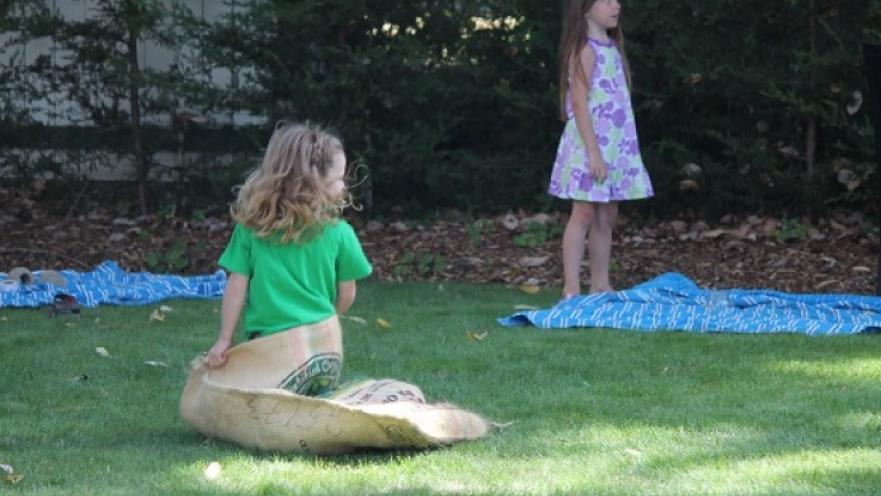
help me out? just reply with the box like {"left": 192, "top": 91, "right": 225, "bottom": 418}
{"left": 549, "top": 0, "right": 653, "bottom": 297}
{"left": 205, "top": 122, "right": 372, "bottom": 396}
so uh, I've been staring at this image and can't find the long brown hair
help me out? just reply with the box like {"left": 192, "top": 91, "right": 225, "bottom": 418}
{"left": 558, "top": 0, "right": 632, "bottom": 121}
{"left": 231, "top": 122, "right": 348, "bottom": 243}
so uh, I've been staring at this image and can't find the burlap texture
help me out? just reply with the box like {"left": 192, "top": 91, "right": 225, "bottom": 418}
{"left": 180, "top": 316, "right": 491, "bottom": 454}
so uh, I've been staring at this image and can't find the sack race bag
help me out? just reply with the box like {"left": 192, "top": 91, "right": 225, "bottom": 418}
{"left": 180, "top": 316, "right": 491, "bottom": 454}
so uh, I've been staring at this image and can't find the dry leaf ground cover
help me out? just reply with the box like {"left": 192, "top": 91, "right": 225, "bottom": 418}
{"left": 2, "top": 283, "right": 881, "bottom": 494}
{"left": 1, "top": 193, "right": 879, "bottom": 296}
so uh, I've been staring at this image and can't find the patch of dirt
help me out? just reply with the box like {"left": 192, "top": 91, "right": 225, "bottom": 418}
{"left": 1, "top": 202, "right": 878, "bottom": 295}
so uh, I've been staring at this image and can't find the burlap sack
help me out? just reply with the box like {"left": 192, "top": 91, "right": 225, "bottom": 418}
{"left": 180, "top": 316, "right": 491, "bottom": 454}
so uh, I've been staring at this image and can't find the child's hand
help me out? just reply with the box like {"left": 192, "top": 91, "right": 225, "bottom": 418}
{"left": 206, "top": 337, "right": 232, "bottom": 368}
{"left": 589, "top": 151, "right": 608, "bottom": 183}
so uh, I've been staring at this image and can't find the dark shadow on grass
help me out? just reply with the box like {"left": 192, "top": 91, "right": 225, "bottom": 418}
{"left": 149, "top": 483, "right": 511, "bottom": 496}
{"left": 163, "top": 428, "right": 450, "bottom": 466}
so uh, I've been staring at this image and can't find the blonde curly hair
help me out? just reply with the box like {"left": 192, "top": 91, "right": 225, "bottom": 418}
{"left": 231, "top": 122, "right": 347, "bottom": 243}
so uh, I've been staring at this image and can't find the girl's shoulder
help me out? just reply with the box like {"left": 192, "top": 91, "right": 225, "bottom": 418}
{"left": 322, "top": 218, "right": 352, "bottom": 231}
{"left": 311, "top": 218, "right": 357, "bottom": 241}
{"left": 231, "top": 222, "right": 255, "bottom": 238}
{"left": 333, "top": 218, "right": 353, "bottom": 228}
{"left": 235, "top": 219, "right": 359, "bottom": 246}
{"left": 576, "top": 39, "right": 597, "bottom": 62}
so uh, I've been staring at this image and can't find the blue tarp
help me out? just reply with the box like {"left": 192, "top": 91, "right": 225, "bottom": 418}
{"left": 498, "top": 272, "right": 881, "bottom": 335}
{"left": 0, "top": 261, "right": 226, "bottom": 309}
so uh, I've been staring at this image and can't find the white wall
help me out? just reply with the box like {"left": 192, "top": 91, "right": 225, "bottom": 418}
{"left": 3, "top": 0, "right": 261, "bottom": 127}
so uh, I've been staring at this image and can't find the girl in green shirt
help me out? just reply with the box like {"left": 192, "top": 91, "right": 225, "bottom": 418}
{"left": 205, "top": 122, "right": 372, "bottom": 395}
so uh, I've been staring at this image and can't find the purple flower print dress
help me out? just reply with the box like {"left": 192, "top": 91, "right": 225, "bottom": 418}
{"left": 549, "top": 37, "right": 653, "bottom": 202}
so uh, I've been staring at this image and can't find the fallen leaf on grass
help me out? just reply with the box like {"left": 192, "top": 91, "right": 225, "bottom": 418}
{"left": 2, "top": 473, "right": 23, "bottom": 485}
{"left": 624, "top": 448, "right": 644, "bottom": 458}
{"left": 513, "top": 304, "right": 540, "bottom": 311}
{"left": 149, "top": 305, "right": 175, "bottom": 322}
{"left": 149, "top": 309, "right": 166, "bottom": 322}
{"left": 95, "top": 347, "right": 110, "bottom": 358}
{"left": 466, "top": 331, "right": 488, "bottom": 342}
{"left": 144, "top": 361, "right": 169, "bottom": 368}
{"left": 518, "top": 285, "right": 540, "bottom": 295}
{"left": 341, "top": 315, "right": 367, "bottom": 325}
{"left": 376, "top": 318, "right": 392, "bottom": 329}
{"left": 204, "top": 461, "right": 221, "bottom": 480}
{"left": 1, "top": 463, "right": 23, "bottom": 485}
{"left": 0, "top": 316, "right": 7, "bottom": 321}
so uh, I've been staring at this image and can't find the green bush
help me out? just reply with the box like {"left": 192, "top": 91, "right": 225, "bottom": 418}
{"left": 2, "top": 0, "right": 879, "bottom": 218}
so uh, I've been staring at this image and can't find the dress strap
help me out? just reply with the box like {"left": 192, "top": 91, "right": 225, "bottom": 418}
{"left": 586, "top": 37, "right": 616, "bottom": 47}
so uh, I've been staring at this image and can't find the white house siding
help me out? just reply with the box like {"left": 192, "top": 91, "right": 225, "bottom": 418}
{"left": 1, "top": 1, "right": 264, "bottom": 181}
{"left": 3, "top": 0, "right": 261, "bottom": 127}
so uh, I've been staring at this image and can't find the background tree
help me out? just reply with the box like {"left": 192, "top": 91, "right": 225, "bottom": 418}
{"left": 2, "top": 0, "right": 205, "bottom": 215}
{"left": 1, "top": 0, "right": 879, "bottom": 218}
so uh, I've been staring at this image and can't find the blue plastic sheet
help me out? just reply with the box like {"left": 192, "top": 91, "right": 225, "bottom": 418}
{"left": 0, "top": 261, "right": 225, "bottom": 309}
{"left": 498, "top": 273, "right": 881, "bottom": 335}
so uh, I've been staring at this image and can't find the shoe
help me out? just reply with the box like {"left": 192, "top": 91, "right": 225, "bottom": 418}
{"left": 49, "top": 293, "right": 81, "bottom": 317}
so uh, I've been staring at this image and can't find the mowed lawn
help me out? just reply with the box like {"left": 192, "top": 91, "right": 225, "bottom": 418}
{"left": 2, "top": 281, "right": 881, "bottom": 495}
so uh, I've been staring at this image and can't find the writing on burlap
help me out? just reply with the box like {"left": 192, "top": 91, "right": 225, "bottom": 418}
{"left": 277, "top": 352, "right": 342, "bottom": 396}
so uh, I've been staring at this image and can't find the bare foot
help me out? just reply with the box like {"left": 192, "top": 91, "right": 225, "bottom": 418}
{"left": 562, "top": 287, "right": 580, "bottom": 299}
{"left": 588, "top": 286, "right": 614, "bottom": 294}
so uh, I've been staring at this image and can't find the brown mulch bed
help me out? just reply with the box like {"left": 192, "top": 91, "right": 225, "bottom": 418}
{"left": 1, "top": 200, "right": 878, "bottom": 295}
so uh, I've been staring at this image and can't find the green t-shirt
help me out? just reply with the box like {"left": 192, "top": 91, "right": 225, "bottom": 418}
{"left": 218, "top": 220, "right": 372, "bottom": 335}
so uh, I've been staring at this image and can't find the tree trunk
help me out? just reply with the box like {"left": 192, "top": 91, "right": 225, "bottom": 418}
{"left": 127, "top": 14, "right": 148, "bottom": 215}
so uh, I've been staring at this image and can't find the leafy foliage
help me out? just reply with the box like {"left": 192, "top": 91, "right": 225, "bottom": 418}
{"left": 1, "top": 0, "right": 880, "bottom": 217}
{"left": 144, "top": 239, "right": 189, "bottom": 273}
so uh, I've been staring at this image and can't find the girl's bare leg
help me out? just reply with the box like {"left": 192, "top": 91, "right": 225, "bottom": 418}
{"left": 562, "top": 201, "right": 595, "bottom": 297}
{"left": 587, "top": 201, "right": 618, "bottom": 293}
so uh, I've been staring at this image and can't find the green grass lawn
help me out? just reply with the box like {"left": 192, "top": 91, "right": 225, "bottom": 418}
{"left": 2, "top": 282, "right": 881, "bottom": 495}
